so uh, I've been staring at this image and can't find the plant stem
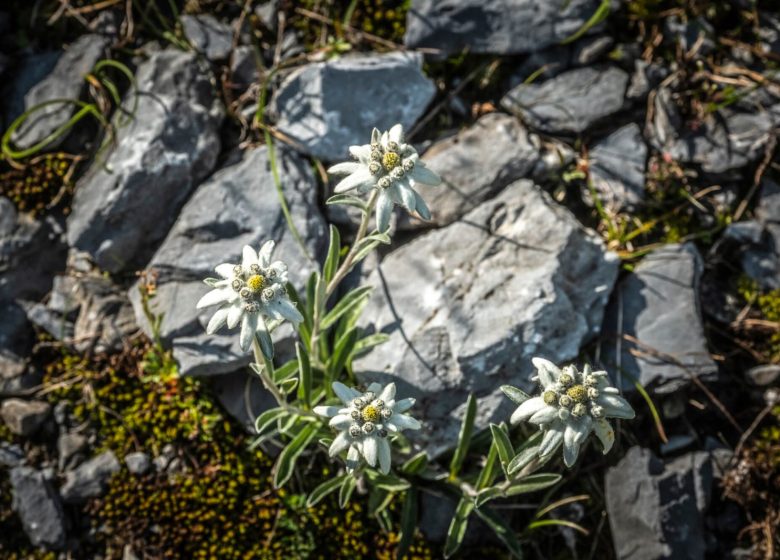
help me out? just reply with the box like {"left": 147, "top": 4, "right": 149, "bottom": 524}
{"left": 309, "top": 189, "right": 379, "bottom": 371}
{"left": 252, "top": 337, "right": 287, "bottom": 407}
{"left": 325, "top": 189, "right": 379, "bottom": 300}
{"left": 251, "top": 336, "right": 318, "bottom": 419}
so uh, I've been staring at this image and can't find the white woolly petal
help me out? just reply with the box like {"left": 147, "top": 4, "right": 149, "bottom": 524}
{"left": 215, "top": 263, "right": 235, "bottom": 278}
{"left": 242, "top": 245, "right": 257, "bottom": 269}
{"left": 270, "top": 297, "right": 304, "bottom": 324}
{"left": 349, "top": 144, "right": 371, "bottom": 163}
{"left": 377, "top": 437, "right": 392, "bottom": 474}
{"left": 377, "top": 383, "right": 396, "bottom": 403}
{"left": 328, "top": 161, "right": 363, "bottom": 175}
{"left": 593, "top": 419, "right": 615, "bottom": 454}
{"left": 531, "top": 358, "right": 561, "bottom": 388}
{"left": 597, "top": 394, "right": 636, "bottom": 419}
{"left": 564, "top": 422, "right": 579, "bottom": 452}
{"left": 329, "top": 431, "right": 351, "bottom": 457}
{"left": 563, "top": 440, "right": 581, "bottom": 468}
{"left": 313, "top": 406, "right": 340, "bottom": 418}
{"left": 362, "top": 436, "right": 378, "bottom": 467}
{"left": 376, "top": 190, "right": 394, "bottom": 232}
{"left": 573, "top": 415, "right": 593, "bottom": 444}
{"left": 539, "top": 428, "right": 564, "bottom": 457}
{"left": 530, "top": 405, "right": 560, "bottom": 425}
{"left": 392, "top": 398, "right": 415, "bottom": 413}
{"left": 396, "top": 178, "right": 417, "bottom": 212}
{"left": 334, "top": 168, "right": 373, "bottom": 194}
{"left": 329, "top": 414, "right": 353, "bottom": 430}
{"left": 386, "top": 413, "right": 421, "bottom": 432}
{"left": 239, "top": 312, "right": 257, "bottom": 351}
{"left": 205, "top": 307, "right": 229, "bottom": 334}
{"left": 227, "top": 303, "right": 244, "bottom": 329}
{"left": 409, "top": 163, "right": 441, "bottom": 186}
{"left": 258, "top": 240, "right": 275, "bottom": 268}
{"left": 333, "top": 382, "right": 358, "bottom": 405}
{"left": 510, "top": 397, "right": 546, "bottom": 424}
{"left": 196, "top": 288, "right": 232, "bottom": 309}
{"left": 388, "top": 123, "right": 403, "bottom": 144}
{"left": 346, "top": 445, "right": 361, "bottom": 472}
{"left": 413, "top": 190, "right": 431, "bottom": 221}
{"left": 380, "top": 130, "right": 389, "bottom": 149}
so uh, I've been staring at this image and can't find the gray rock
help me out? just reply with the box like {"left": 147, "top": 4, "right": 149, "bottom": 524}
{"left": 57, "top": 432, "right": 87, "bottom": 470}
{"left": 745, "top": 364, "right": 780, "bottom": 386}
{"left": 67, "top": 49, "right": 224, "bottom": 273}
{"left": 0, "top": 300, "right": 31, "bottom": 380}
{"left": 9, "top": 466, "right": 67, "bottom": 550}
{"left": 0, "top": 398, "right": 51, "bottom": 436}
{"left": 11, "top": 34, "right": 109, "bottom": 150}
{"left": 398, "top": 112, "right": 541, "bottom": 229}
{"left": 648, "top": 86, "right": 780, "bottom": 174}
{"left": 3, "top": 51, "right": 61, "bottom": 129}
{"left": 1, "top": 197, "right": 67, "bottom": 302}
{"left": 210, "top": 370, "right": 276, "bottom": 432}
{"left": 404, "top": 0, "right": 604, "bottom": 56}
{"left": 124, "top": 451, "right": 151, "bottom": 475}
{"left": 502, "top": 65, "right": 629, "bottom": 135}
{"left": 230, "top": 45, "right": 258, "bottom": 91}
{"left": 605, "top": 447, "right": 714, "bottom": 560}
{"left": 600, "top": 243, "right": 717, "bottom": 394}
{"left": 21, "top": 299, "right": 74, "bottom": 342}
{"left": 72, "top": 275, "right": 138, "bottom": 353}
{"left": 756, "top": 178, "right": 780, "bottom": 225}
{"left": 129, "top": 146, "right": 326, "bottom": 376}
{"left": 60, "top": 450, "right": 120, "bottom": 502}
{"left": 269, "top": 52, "right": 435, "bottom": 161}
{"left": 354, "top": 180, "right": 619, "bottom": 457}
{"left": 587, "top": 123, "right": 647, "bottom": 211}
{"left": 0, "top": 441, "right": 25, "bottom": 467}
{"left": 509, "top": 34, "right": 614, "bottom": 85}
{"left": 181, "top": 14, "right": 233, "bottom": 61}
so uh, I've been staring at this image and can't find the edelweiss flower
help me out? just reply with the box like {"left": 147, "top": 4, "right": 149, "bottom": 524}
{"left": 509, "top": 358, "right": 635, "bottom": 468}
{"left": 327, "top": 124, "right": 442, "bottom": 232}
{"left": 314, "top": 381, "right": 421, "bottom": 474}
{"left": 196, "top": 241, "right": 303, "bottom": 352}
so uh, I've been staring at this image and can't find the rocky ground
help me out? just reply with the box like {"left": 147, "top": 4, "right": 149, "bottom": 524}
{"left": 1, "top": 0, "right": 779, "bottom": 558}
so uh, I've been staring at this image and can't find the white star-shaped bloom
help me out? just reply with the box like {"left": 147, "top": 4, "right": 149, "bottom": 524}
{"left": 314, "top": 381, "right": 421, "bottom": 475}
{"left": 508, "top": 358, "right": 635, "bottom": 467}
{"left": 327, "top": 124, "right": 441, "bottom": 232}
{"left": 196, "top": 241, "right": 303, "bottom": 353}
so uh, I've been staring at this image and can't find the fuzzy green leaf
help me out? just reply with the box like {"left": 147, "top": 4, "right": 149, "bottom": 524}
{"left": 490, "top": 423, "right": 515, "bottom": 479}
{"left": 449, "top": 393, "right": 477, "bottom": 479}
{"left": 307, "top": 474, "right": 348, "bottom": 507}
{"left": 474, "top": 508, "right": 524, "bottom": 559}
{"left": 326, "top": 193, "right": 367, "bottom": 212}
{"left": 296, "top": 343, "right": 312, "bottom": 408}
{"left": 400, "top": 451, "right": 429, "bottom": 475}
{"left": 272, "top": 423, "right": 318, "bottom": 488}
{"left": 397, "top": 488, "right": 417, "bottom": 559}
{"left": 501, "top": 385, "right": 531, "bottom": 405}
{"left": 444, "top": 497, "right": 475, "bottom": 558}
{"left": 338, "top": 475, "right": 357, "bottom": 508}
{"left": 320, "top": 286, "right": 373, "bottom": 331}
{"left": 323, "top": 224, "right": 341, "bottom": 284}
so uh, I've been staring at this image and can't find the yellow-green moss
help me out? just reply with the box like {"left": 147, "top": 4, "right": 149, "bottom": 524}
{"left": 290, "top": 0, "right": 411, "bottom": 50}
{"left": 737, "top": 276, "right": 780, "bottom": 362}
{"left": 0, "top": 153, "right": 75, "bottom": 216}
{"left": 38, "top": 342, "right": 434, "bottom": 558}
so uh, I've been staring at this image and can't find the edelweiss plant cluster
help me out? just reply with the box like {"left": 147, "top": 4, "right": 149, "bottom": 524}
{"left": 193, "top": 124, "right": 636, "bottom": 558}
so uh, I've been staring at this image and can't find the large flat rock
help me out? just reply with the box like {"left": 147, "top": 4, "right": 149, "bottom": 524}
{"left": 269, "top": 52, "right": 435, "bottom": 161}
{"left": 10, "top": 34, "right": 109, "bottom": 150}
{"left": 404, "top": 0, "right": 604, "bottom": 56}
{"left": 588, "top": 123, "right": 647, "bottom": 211}
{"left": 398, "top": 112, "right": 541, "bottom": 229}
{"left": 67, "top": 49, "right": 224, "bottom": 273}
{"left": 129, "top": 146, "right": 326, "bottom": 376}
{"left": 354, "top": 180, "right": 619, "bottom": 457}
{"left": 605, "top": 447, "right": 719, "bottom": 560}
{"left": 502, "top": 65, "right": 629, "bottom": 135}
{"left": 600, "top": 243, "right": 717, "bottom": 393}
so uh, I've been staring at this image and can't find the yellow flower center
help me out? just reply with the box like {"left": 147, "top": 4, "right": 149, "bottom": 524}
{"left": 382, "top": 152, "right": 400, "bottom": 171}
{"left": 247, "top": 274, "right": 265, "bottom": 292}
{"left": 543, "top": 391, "right": 558, "bottom": 405}
{"left": 361, "top": 405, "right": 381, "bottom": 423}
{"left": 566, "top": 385, "right": 587, "bottom": 403}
